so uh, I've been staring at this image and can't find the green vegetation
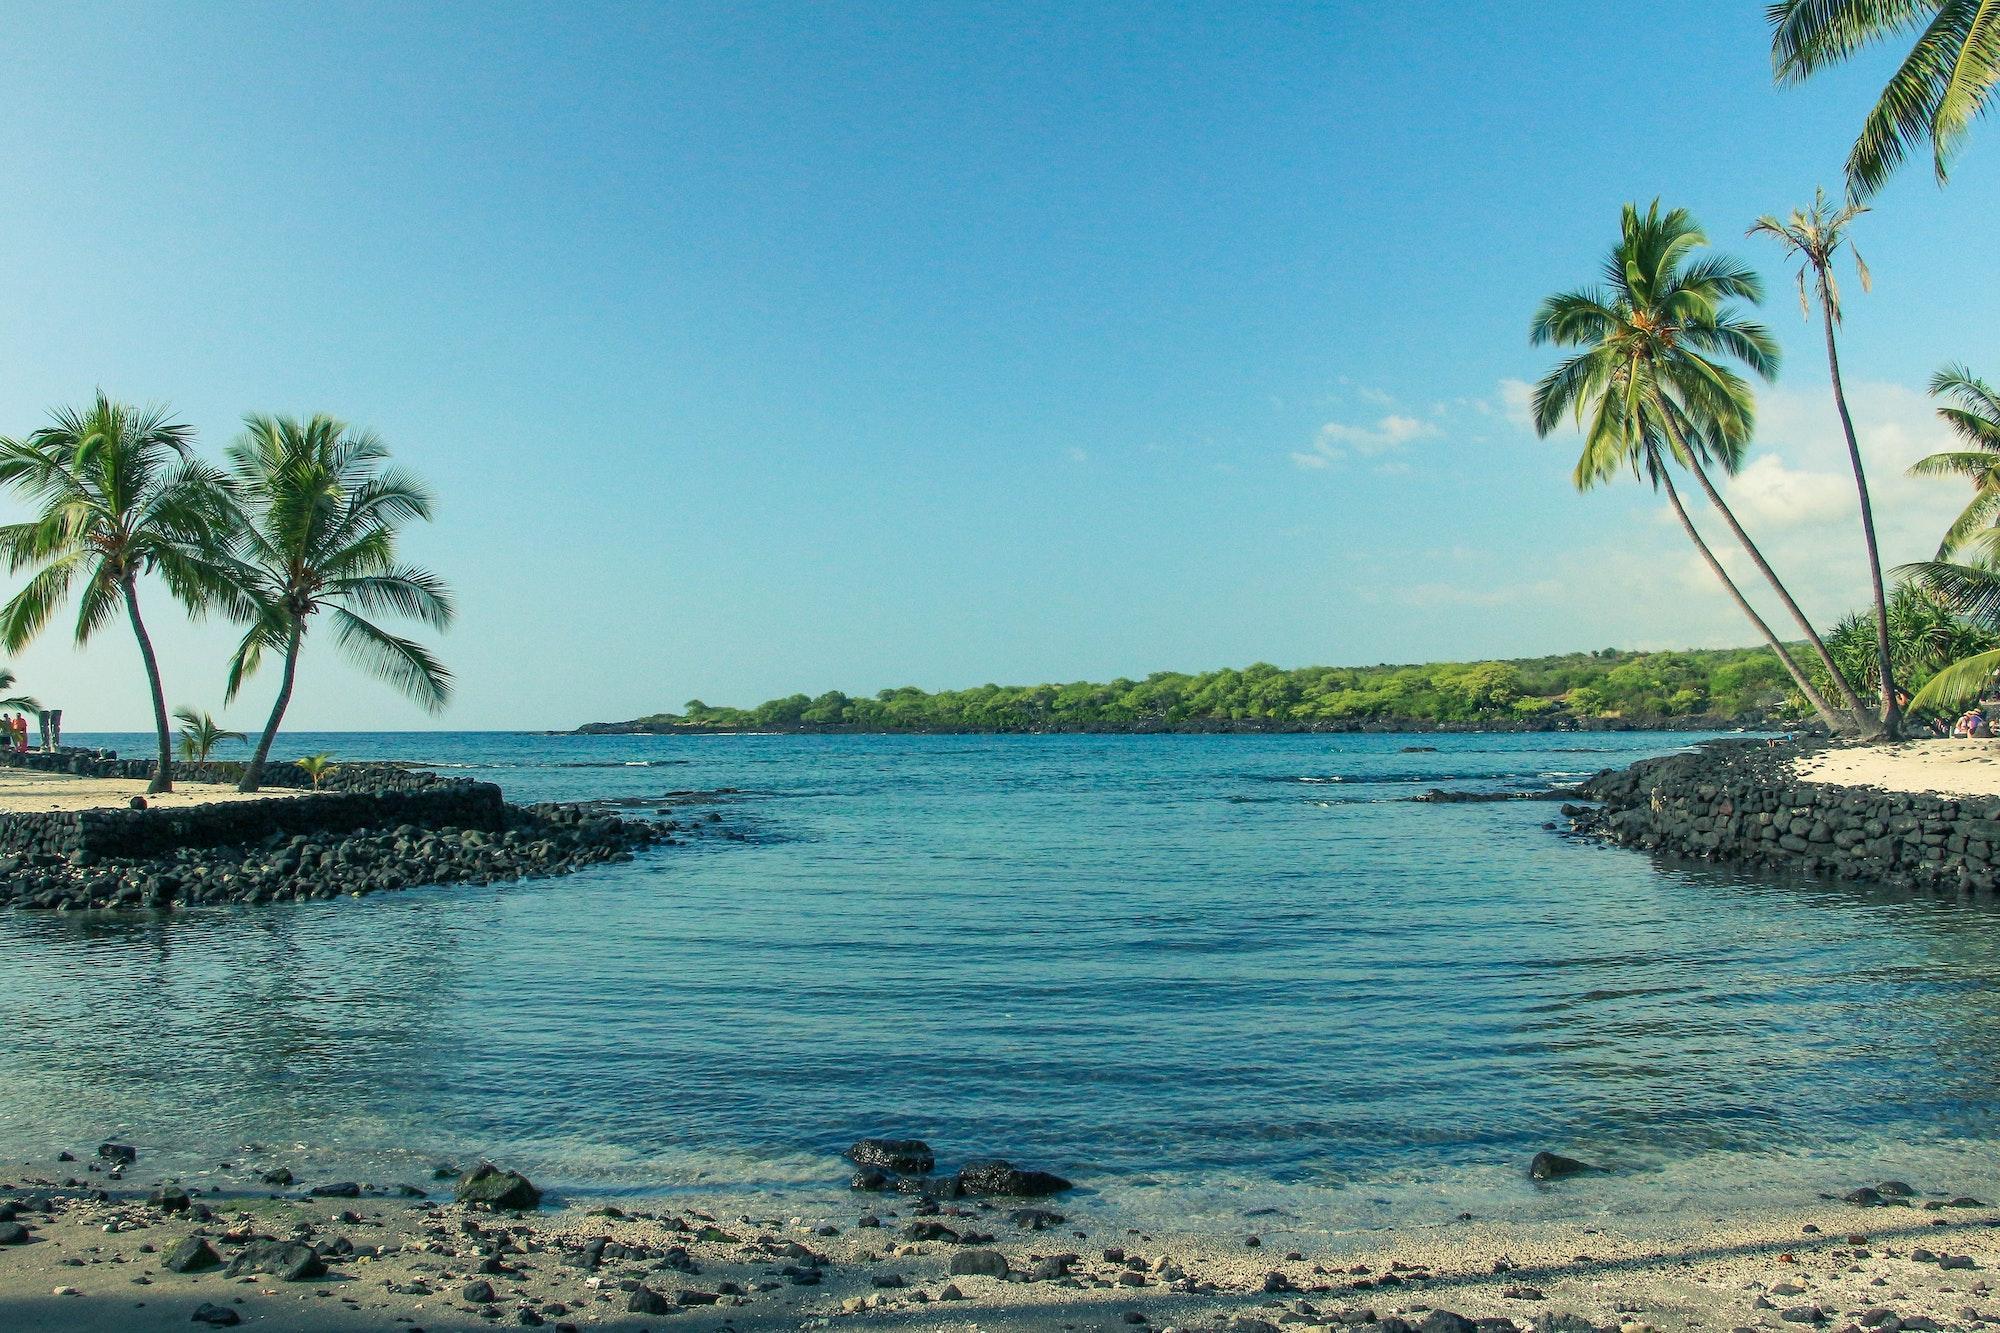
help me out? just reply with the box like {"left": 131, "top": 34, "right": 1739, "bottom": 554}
{"left": 221, "top": 415, "right": 454, "bottom": 792}
{"left": 0, "top": 396, "right": 240, "bottom": 792}
{"left": 0, "top": 668, "right": 38, "bottom": 715}
{"left": 1750, "top": 191, "right": 1900, "bottom": 734}
{"left": 0, "top": 399, "right": 452, "bottom": 784}
{"left": 1770, "top": 1, "right": 2000, "bottom": 198}
{"left": 296, "top": 753, "right": 338, "bottom": 789}
{"left": 1528, "top": 202, "right": 1859, "bottom": 733}
{"left": 173, "top": 708, "right": 246, "bottom": 763}
{"left": 611, "top": 648, "right": 1799, "bottom": 733}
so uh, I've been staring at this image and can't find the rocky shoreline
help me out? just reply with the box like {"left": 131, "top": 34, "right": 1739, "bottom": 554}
{"left": 0, "top": 757, "right": 706, "bottom": 913}
{"left": 1563, "top": 739, "right": 2000, "bottom": 896}
{"left": 5, "top": 1141, "right": 2000, "bottom": 1332}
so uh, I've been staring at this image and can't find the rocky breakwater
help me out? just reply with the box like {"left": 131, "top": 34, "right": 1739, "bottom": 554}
{"left": 1566, "top": 739, "right": 2000, "bottom": 894}
{"left": 0, "top": 789, "right": 692, "bottom": 912}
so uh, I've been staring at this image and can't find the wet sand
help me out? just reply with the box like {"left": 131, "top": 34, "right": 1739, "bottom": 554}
{"left": 3, "top": 1161, "right": 1998, "bottom": 1331}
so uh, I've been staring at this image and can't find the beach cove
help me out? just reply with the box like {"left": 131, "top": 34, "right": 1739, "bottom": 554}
{"left": 9, "top": 730, "right": 2000, "bottom": 1329}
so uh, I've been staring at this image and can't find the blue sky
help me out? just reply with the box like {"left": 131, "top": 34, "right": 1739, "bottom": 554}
{"left": 2, "top": 2, "right": 1996, "bottom": 730}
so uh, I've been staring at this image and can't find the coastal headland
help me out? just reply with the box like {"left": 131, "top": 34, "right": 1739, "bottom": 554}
{"left": 0, "top": 749, "right": 693, "bottom": 912}
{"left": 1568, "top": 737, "right": 2000, "bottom": 895}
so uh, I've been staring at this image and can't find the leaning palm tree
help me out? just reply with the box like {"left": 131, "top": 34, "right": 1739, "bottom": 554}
{"left": 0, "top": 669, "right": 39, "bottom": 714}
{"left": 1531, "top": 201, "right": 1864, "bottom": 734}
{"left": 0, "top": 396, "right": 238, "bottom": 792}
{"left": 1907, "top": 365, "right": 2000, "bottom": 555}
{"left": 220, "top": 414, "right": 453, "bottom": 792}
{"left": 1770, "top": 0, "right": 2000, "bottom": 198}
{"left": 173, "top": 707, "right": 246, "bottom": 762}
{"left": 1749, "top": 191, "right": 1900, "bottom": 734}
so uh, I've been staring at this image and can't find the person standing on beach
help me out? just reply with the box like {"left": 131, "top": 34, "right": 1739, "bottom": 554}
{"left": 12, "top": 713, "right": 26, "bottom": 752}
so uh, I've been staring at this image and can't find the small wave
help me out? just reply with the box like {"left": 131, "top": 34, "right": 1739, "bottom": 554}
{"left": 1257, "top": 771, "right": 1508, "bottom": 786}
{"left": 552, "top": 760, "right": 693, "bottom": 769}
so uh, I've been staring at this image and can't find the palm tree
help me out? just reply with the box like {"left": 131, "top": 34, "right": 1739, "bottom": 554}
{"left": 1530, "top": 201, "right": 1865, "bottom": 734}
{"left": 220, "top": 414, "right": 453, "bottom": 792}
{"left": 1907, "top": 365, "right": 2000, "bottom": 555}
{"left": 1895, "top": 366, "right": 2000, "bottom": 712}
{"left": 0, "top": 396, "right": 237, "bottom": 793}
{"left": 0, "top": 669, "right": 39, "bottom": 714}
{"left": 173, "top": 707, "right": 246, "bottom": 763}
{"left": 1749, "top": 190, "right": 1901, "bottom": 735}
{"left": 295, "top": 752, "right": 338, "bottom": 789}
{"left": 1770, "top": 0, "right": 2000, "bottom": 198}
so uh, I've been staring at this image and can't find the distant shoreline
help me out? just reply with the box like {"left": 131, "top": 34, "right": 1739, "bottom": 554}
{"left": 574, "top": 714, "right": 1782, "bottom": 736}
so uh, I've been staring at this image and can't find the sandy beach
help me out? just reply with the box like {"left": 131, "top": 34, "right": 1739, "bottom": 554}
{"left": 3, "top": 1154, "right": 1999, "bottom": 1332}
{"left": 0, "top": 767, "right": 293, "bottom": 814}
{"left": 1793, "top": 739, "right": 2000, "bottom": 799}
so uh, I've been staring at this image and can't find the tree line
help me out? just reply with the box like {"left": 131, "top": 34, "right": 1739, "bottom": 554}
{"left": 628, "top": 649, "right": 1797, "bottom": 732}
{"left": 1529, "top": 5, "right": 2000, "bottom": 740}
{"left": 0, "top": 398, "right": 453, "bottom": 794}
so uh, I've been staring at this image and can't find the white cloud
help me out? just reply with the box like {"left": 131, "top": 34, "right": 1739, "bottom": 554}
{"left": 1065, "top": 446, "right": 1089, "bottom": 464}
{"left": 1497, "top": 378, "right": 1536, "bottom": 432}
{"left": 1718, "top": 453, "right": 1853, "bottom": 529}
{"left": 1294, "top": 411, "right": 1441, "bottom": 468}
{"left": 1325, "top": 413, "right": 1438, "bottom": 454}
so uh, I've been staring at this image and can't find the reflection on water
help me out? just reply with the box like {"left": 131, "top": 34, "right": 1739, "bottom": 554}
{"left": 5, "top": 730, "right": 2000, "bottom": 1232}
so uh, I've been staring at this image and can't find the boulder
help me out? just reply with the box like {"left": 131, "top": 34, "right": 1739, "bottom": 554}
{"left": 456, "top": 1162, "right": 541, "bottom": 1210}
{"left": 162, "top": 1237, "right": 221, "bottom": 1273}
{"left": 1527, "top": 1151, "right": 1593, "bottom": 1181}
{"left": 191, "top": 1305, "right": 241, "bottom": 1328}
{"left": 149, "top": 1186, "right": 192, "bottom": 1213}
{"left": 849, "top": 1137, "right": 935, "bottom": 1174}
{"left": 97, "top": 1142, "right": 137, "bottom": 1165}
{"left": 955, "top": 1159, "right": 1072, "bottom": 1197}
{"left": 948, "top": 1248, "right": 1009, "bottom": 1278}
{"left": 626, "top": 1287, "right": 672, "bottom": 1315}
{"left": 0, "top": 1221, "right": 28, "bottom": 1245}
{"left": 224, "top": 1240, "right": 327, "bottom": 1282}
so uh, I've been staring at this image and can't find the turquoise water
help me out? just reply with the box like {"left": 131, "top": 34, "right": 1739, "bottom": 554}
{"left": 4, "top": 730, "right": 2000, "bottom": 1236}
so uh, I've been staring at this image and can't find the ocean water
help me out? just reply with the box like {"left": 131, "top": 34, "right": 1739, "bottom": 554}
{"left": 4, "top": 729, "right": 2000, "bottom": 1239}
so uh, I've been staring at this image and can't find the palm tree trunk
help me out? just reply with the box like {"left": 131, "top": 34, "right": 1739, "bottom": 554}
{"left": 1656, "top": 406, "right": 1870, "bottom": 728}
{"left": 240, "top": 623, "right": 302, "bottom": 793}
{"left": 1655, "top": 453, "right": 1848, "bottom": 732}
{"left": 122, "top": 578, "right": 175, "bottom": 795}
{"left": 1818, "top": 278, "right": 1902, "bottom": 738}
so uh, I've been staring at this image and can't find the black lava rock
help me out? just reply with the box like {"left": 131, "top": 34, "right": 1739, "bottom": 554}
{"left": 948, "top": 1248, "right": 1010, "bottom": 1278}
{"left": 163, "top": 1237, "right": 221, "bottom": 1272}
{"left": 190, "top": 1304, "right": 242, "bottom": 1327}
{"left": 224, "top": 1240, "right": 327, "bottom": 1282}
{"left": 1528, "top": 1151, "right": 1593, "bottom": 1181}
{"left": 626, "top": 1287, "right": 672, "bottom": 1315}
{"left": 955, "top": 1159, "right": 1072, "bottom": 1197}
{"left": 456, "top": 1162, "right": 541, "bottom": 1210}
{"left": 849, "top": 1138, "right": 935, "bottom": 1173}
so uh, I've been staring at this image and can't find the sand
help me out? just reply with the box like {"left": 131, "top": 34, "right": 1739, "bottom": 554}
{"left": 1793, "top": 737, "right": 2000, "bottom": 798}
{"left": 2, "top": 1159, "right": 1998, "bottom": 1332}
{"left": 0, "top": 768, "right": 294, "bottom": 814}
